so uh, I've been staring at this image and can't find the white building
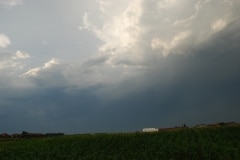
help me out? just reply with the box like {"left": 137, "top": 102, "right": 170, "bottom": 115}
{"left": 143, "top": 128, "right": 158, "bottom": 132}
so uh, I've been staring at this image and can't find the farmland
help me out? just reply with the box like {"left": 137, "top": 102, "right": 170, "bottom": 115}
{"left": 0, "top": 125, "right": 240, "bottom": 160}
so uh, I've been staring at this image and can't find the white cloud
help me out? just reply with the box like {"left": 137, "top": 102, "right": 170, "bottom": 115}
{"left": 151, "top": 31, "right": 191, "bottom": 56}
{"left": 0, "top": 50, "right": 29, "bottom": 70}
{"left": 0, "top": 51, "right": 33, "bottom": 88}
{"left": 23, "top": 67, "right": 40, "bottom": 77}
{"left": 0, "top": 0, "right": 23, "bottom": 7}
{"left": 80, "top": 0, "right": 142, "bottom": 55}
{"left": 172, "top": 0, "right": 210, "bottom": 26}
{"left": 0, "top": 51, "right": 29, "bottom": 70}
{"left": 211, "top": 19, "right": 227, "bottom": 32}
{"left": 0, "top": 34, "right": 11, "bottom": 48}
{"left": 43, "top": 58, "right": 59, "bottom": 69}
{"left": 98, "top": 0, "right": 111, "bottom": 13}
{"left": 23, "top": 58, "right": 59, "bottom": 77}
{"left": 13, "top": 50, "right": 30, "bottom": 59}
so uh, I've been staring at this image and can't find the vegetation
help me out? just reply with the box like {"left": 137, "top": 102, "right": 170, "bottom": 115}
{"left": 0, "top": 125, "right": 240, "bottom": 160}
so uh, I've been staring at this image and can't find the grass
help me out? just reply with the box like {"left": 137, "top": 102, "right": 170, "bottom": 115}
{"left": 0, "top": 125, "right": 240, "bottom": 160}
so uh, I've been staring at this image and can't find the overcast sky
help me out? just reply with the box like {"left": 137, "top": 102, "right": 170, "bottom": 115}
{"left": 0, "top": 0, "right": 240, "bottom": 134}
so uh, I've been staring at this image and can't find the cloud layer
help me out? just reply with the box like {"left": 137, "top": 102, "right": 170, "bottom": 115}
{"left": 1, "top": 0, "right": 240, "bottom": 133}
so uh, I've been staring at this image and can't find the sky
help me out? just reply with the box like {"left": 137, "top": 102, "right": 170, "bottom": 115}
{"left": 0, "top": 0, "right": 240, "bottom": 134}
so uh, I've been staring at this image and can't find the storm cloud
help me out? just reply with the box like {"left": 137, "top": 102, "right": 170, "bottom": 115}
{"left": 0, "top": 0, "right": 240, "bottom": 133}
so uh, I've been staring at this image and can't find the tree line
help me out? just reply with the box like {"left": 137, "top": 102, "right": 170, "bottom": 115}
{"left": 0, "top": 131, "right": 64, "bottom": 138}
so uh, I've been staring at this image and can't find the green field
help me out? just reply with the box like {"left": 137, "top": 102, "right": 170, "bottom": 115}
{"left": 0, "top": 126, "right": 240, "bottom": 160}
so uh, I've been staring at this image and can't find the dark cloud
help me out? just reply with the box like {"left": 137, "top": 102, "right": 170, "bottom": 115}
{"left": 2, "top": 29, "right": 240, "bottom": 133}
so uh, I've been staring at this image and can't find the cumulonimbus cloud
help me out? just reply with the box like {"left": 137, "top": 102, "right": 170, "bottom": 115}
{"left": 2, "top": 0, "right": 239, "bottom": 90}
{"left": 4, "top": 0, "right": 240, "bottom": 90}
{"left": 0, "top": 34, "right": 11, "bottom": 48}
{"left": 74, "top": 0, "right": 240, "bottom": 88}
{"left": 80, "top": 0, "right": 239, "bottom": 59}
